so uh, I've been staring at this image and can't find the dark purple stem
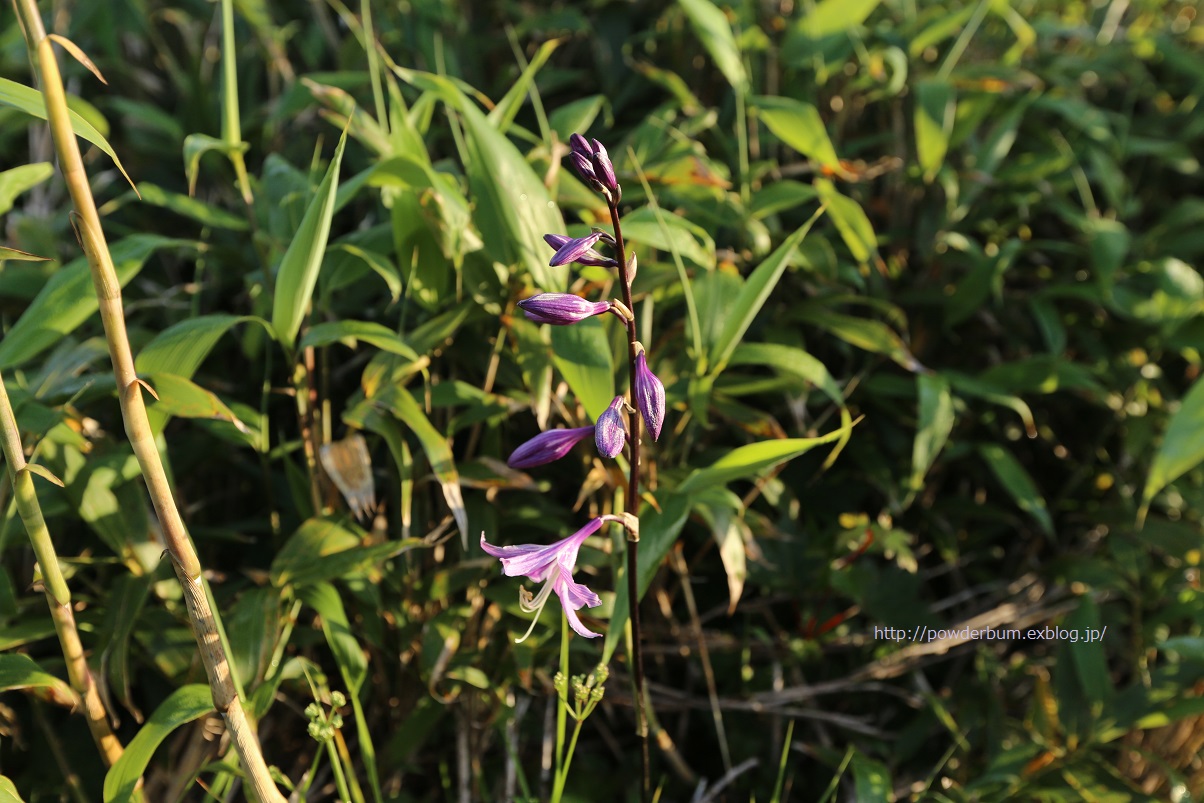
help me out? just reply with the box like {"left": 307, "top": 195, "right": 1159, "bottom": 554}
{"left": 608, "top": 198, "right": 650, "bottom": 801}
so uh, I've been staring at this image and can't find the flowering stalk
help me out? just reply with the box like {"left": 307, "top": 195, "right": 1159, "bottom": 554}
{"left": 486, "top": 132, "right": 664, "bottom": 800}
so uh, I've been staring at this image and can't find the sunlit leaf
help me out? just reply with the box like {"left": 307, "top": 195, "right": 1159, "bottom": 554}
{"left": 103, "top": 685, "right": 213, "bottom": 802}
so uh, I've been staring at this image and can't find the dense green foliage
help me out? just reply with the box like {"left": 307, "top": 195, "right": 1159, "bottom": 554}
{"left": 2, "top": 0, "right": 1204, "bottom": 800}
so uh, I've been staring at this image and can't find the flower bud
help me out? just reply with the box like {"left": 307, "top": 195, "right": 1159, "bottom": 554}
{"left": 633, "top": 352, "right": 666, "bottom": 441}
{"left": 507, "top": 426, "right": 595, "bottom": 469}
{"left": 518, "top": 293, "right": 611, "bottom": 326}
{"left": 568, "top": 134, "right": 602, "bottom": 188}
{"left": 543, "top": 233, "right": 617, "bottom": 268}
{"left": 595, "top": 396, "right": 627, "bottom": 458}
{"left": 590, "top": 139, "right": 618, "bottom": 193}
{"left": 548, "top": 232, "right": 604, "bottom": 267}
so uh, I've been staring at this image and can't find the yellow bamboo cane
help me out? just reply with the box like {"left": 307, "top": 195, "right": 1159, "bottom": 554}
{"left": 0, "top": 372, "right": 124, "bottom": 766}
{"left": 13, "top": 3, "right": 287, "bottom": 800}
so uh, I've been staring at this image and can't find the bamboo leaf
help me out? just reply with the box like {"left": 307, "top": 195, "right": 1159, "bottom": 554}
{"left": 375, "top": 386, "right": 468, "bottom": 545}
{"left": 272, "top": 518, "right": 422, "bottom": 587}
{"left": 915, "top": 80, "right": 956, "bottom": 182}
{"left": 677, "top": 0, "right": 748, "bottom": 91}
{"left": 798, "top": 306, "right": 923, "bottom": 372}
{"left": 270, "top": 126, "right": 349, "bottom": 350}
{"left": 979, "top": 443, "right": 1053, "bottom": 537}
{"left": 0, "top": 775, "right": 26, "bottom": 802}
{"left": 301, "top": 320, "right": 419, "bottom": 361}
{"left": 797, "top": 0, "right": 882, "bottom": 38}
{"left": 103, "top": 685, "right": 213, "bottom": 803}
{"left": 909, "top": 373, "right": 955, "bottom": 494}
{"left": 814, "top": 179, "right": 877, "bottom": 264}
{"left": 550, "top": 317, "right": 616, "bottom": 423}
{"left": 0, "top": 76, "right": 134, "bottom": 190}
{"left": 1142, "top": 377, "right": 1204, "bottom": 522}
{"left": 680, "top": 424, "right": 854, "bottom": 494}
{"left": 136, "top": 315, "right": 264, "bottom": 379}
{"left": 0, "top": 235, "right": 188, "bottom": 370}
{"left": 488, "top": 39, "right": 561, "bottom": 133}
{"left": 0, "top": 653, "right": 77, "bottom": 708}
{"left": 0, "top": 163, "right": 54, "bottom": 216}
{"left": 754, "top": 97, "right": 840, "bottom": 172}
{"left": 710, "top": 209, "right": 824, "bottom": 374}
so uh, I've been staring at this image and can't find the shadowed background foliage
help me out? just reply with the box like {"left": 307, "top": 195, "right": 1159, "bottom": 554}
{"left": 1, "top": 0, "right": 1203, "bottom": 800}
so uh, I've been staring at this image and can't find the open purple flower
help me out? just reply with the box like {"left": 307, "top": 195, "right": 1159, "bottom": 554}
{"left": 542, "top": 234, "right": 617, "bottom": 268}
{"left": 595, "top": 395, "right": 627, "bottom": 458}
{"left": 633, "top": 351, "right": 666, "bottom": 441}
{"left": 508, "top": 426, "right": 595, "bottom": 469}
{"left": 548, "top": 232, "right": 605, "bottom": 267}
{"left": 481, "top": 516, "right": 619, "bottom": 640}
{"left": 518, "top": 293, "right": 611, "bottom": 325}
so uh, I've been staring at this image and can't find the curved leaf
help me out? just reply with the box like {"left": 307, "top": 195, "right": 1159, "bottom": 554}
{"left": 1142, "top": 377, "right": 1204, "bottom": 522}
{"left": 0, "top": 235, "right": 188, "bottom": 370}
{"left": 0, "top": 76, "right": 135, "bottom": 190}
{"left": 271, "top": 126, "right": 349, "bottom": 350}
{"left": 0, "top": 653, "right": 77, "bottom": 708}
{"left": 679, "top": 424, "right": 854, "bottom": 494}
{"left": 677, "top": 0, "right": 748, "bottom": 91}
{"left": 754, "top": 97, "right": 840, "bottom": 172}
{"left": 103, "top": 684, "right": 213, "bottom": 803}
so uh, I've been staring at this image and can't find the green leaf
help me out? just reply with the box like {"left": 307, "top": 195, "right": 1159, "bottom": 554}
{"left": 0, "top": 775, "right": 26, "bottom": 803}
{"left": 136, "top": 314, "right": 263, "bottom": 378}
{"left": 798, "top": 0, "right": 881, "bottom": 37}
{"left": 979, "top": 444, "right": 1053, "bottom": 537}
{"left": 0, "top": 76, "right": 135, "bottom": 190}
{"left": 271, "top": 517, "right": 422, "bottom": 587}
{"left": 754, "top": 97, "right": 840, "bottom": 172}
{"left": 1142, "top": 377, "right": 1204, "bottom": 522}
{"left": 145, "top": 373, "right": 247, "bottom": 432}
{"left": 550, "top": 318, "right": 615, "bottom": 423}
{"left": 0, "top": 235, "right": 187, "bottom": 370}
{"left": 0, "top": 163, "right": 54, "bottom": 216}
{"left": 488, "top": 39, "right": 560, "bottom": 134}
{"left": 814, "top": 179, "right": 877, "bottom": 264}
{"left": 0, "top": 653, "right": 77, "bottom": 708}
{"left": 0, "top": 245, "right": 49, "bottom": 262}
{"left": 677, "top": 0, "right": 748, "bottom": 91}
{"left": 395, "top": 69, "right": 567, "bottom": 292}
{"left": 603, "top": 492, "right": 692, "bottom": 664}
{"left": 620, "top": 206, "right": 715, "bottom": 268}
{"left": 373, "top": 385, "right": 468, "bottom": 544}
{"left": 694, "top": 489, "right": 748, "bottom": 613}
{"left": 300, "top": 320, "right": 419, "bottom": 361}
{"left": 271, "top": 126, "right": 349, "bottom": 350}
{"left": 798, "top": 306, "right": 922, "bottom": 372}
{"left": 909, "top": 373, "right": 955, "bottom": 495}
{"left": 915, "top": 80, "right": 956, "bottom": 182}
{"left": 103, "top": 685, "right": 214, "bottom": 803}
{"left": 679, "top": 425, "right": 854, "bottom": 494}
{"left": 548, "top": 96, "right": 605, "bottom": 144}
{"left": 710, "top": 209, "right": 824, "bottom": 374}
{"left": 183, "top": 132, "right": 248, "bottom": 196}
{"left": 130, "top": 182, "right": 249, "bottom": 230}
{"left": 850, "top": 752, "right": 892, "bottom": 803}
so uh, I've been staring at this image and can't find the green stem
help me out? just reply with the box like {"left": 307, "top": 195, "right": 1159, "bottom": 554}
{"left": 0, "top": 372, "right": 124, "bottom": 766}
{"left": 551, "top": 611, "right": 570, "bottom": 803}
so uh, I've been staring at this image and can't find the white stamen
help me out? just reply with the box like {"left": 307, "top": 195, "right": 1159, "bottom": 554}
{"left": 514, "top": 565, "right": 561, "bottom": 644}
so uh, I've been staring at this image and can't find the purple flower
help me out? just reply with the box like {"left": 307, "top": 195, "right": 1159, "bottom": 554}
{"left": 518, "top": 293, "right": 611, "bottom": 325}
{"left": 568, "top": 134, "right": 602, "bottom": 189}
{"left": 595, "top": 395, "right": 627, "bottom": 458}
{"left": 507, "top": 426, "right": 595, "bottom": 469}
{"left": 548, "top": 232, "right": 605, "bottom": 267}
{"left": 634, "top": 351, "right": 666, "bottom": 441}
{"left": 542, "top": 234, "right": 617, "bottom": 268}
{"left": 481, "top": 517, "right": 614, "bottom": 640}
{"left": 590, "top": 139, "right": 618, "bottom": 193}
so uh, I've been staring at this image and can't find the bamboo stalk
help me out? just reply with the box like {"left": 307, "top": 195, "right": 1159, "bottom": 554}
{"left": 0, "top": 372, "right": 124, "bottom": 766}
{"left": 14, "top": 3, "right": 287, "bottom": 800}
